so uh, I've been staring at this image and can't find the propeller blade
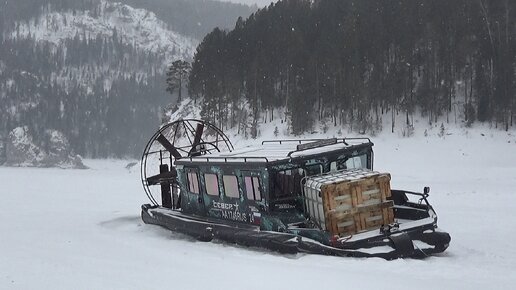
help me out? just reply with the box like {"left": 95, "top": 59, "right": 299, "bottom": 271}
{"left": 146, "top": 170, "right": 177, "bottom": 185}
{"left": 156, "top": 134, "right": 182, "bottom": 159}
{"left": 189, "top": 123, "right": 204, "bottom": 156}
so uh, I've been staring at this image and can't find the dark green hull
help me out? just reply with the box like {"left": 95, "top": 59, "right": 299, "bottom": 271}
{"left": 141, "top": 201, "right": 450, "bottom": 260}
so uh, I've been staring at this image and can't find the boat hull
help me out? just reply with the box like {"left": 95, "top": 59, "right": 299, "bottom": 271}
{"left": 141, "top": 204, "right": 450, "bottom": 260}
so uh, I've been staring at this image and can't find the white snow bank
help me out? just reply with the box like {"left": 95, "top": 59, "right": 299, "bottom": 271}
{"left": 4, "top": 126, "right": 86, "bottom": 169}
{"left": 1, "top": 133, "right": 516, "bottom": 289}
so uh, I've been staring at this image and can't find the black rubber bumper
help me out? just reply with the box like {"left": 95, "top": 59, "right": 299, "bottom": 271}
{"left": 141, "top": 205, "right": 450, "bottom": 260}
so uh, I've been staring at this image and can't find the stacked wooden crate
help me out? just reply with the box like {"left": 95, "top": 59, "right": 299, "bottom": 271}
{"left": 303, "top": 169, "right": 394, "bottom": 236}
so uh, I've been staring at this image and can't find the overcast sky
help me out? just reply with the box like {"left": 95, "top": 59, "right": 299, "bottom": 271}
{"left": 222, "top": 0, "right": 277, "bottom": 8}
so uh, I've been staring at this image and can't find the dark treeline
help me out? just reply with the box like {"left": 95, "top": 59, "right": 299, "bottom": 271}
{"left": 0, "top": 34, "right": 169, "bottom": 158}
{"left": 189, "top": 0, "right": 516, "bottom": 135}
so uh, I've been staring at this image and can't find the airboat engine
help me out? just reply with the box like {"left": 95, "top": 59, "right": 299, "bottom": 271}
{"left": 140, "top": 119, "right": 233, "bottom": 208}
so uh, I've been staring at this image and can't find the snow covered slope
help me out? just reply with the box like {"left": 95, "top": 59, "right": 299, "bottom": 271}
{"left": 222, "top": 0, "right": 274, "bottom": 7}
{"left": 0, "top": 0, "right": 200, "bottom": 159}
{"left": 11, "top": 0, "right": 197, "bottom": 61}
{"left": 1, "top": 131, "right": 515, "bottom": 289}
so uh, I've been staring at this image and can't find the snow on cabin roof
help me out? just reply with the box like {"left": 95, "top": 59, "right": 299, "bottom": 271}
{"left": 177, "top": 138, "right": 372, "bottom": 164}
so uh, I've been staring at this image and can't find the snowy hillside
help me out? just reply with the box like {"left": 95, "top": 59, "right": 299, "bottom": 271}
{"left": 165, "top": 98, "right": 516, "bottom": 151}
{"left": 11, "top": 0, "right": 198, "bottom": 62}
{"left": 222, "top": 0, "right": 273, "bottom": 7}
{"left": 1, "top": 132, "right": 515, "bottom": 289}
{"left": 0, "top": 0, "right": 202, "bottom": 158}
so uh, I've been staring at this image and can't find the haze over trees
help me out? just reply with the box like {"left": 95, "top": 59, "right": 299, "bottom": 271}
{"left": 114, "top": 0, "right": 255, "bottom": 39}
{"left": 0, "top": 0, "right": 254, "bottom": 158}
{"left": 189, "top": 0, "right": 516, "bottom": 135}
{"left": 0, "top": 0, "right": 254, "bottom": 39}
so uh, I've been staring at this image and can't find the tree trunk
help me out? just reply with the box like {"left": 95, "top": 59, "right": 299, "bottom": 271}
{"left": 178, "top": 78, "right": 182, "bottom": 102}
{"left": 391, "top": 108, "right": 395, "bottom": 133}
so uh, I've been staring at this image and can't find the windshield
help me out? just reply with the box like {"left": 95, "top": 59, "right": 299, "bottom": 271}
{"left": 330, "top": 153, "right": 370, "bottom": 172}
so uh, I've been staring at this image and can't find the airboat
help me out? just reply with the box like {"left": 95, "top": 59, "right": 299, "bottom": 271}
{"left": 140, "top": 119, "right": 450, "bottom": 259}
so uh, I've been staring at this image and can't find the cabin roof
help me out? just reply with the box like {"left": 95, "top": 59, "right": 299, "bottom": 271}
{"left": 175, "top": 138, "right": 372, "bottom": 165}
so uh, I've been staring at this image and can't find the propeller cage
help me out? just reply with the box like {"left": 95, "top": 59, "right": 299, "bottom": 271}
{"left": 140, "top": 119, "right": 233, "bottom": 206}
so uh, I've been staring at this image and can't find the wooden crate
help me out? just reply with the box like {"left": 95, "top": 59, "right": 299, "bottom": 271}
{"left": 325, "top": 201, "right": 394, "bottom": 236}
{"left": 304, "top": 169, "right": 394, "bottom": 236}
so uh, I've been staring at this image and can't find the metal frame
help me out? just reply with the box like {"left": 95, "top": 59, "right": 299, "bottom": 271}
{"left": 141, "top": 119, "right": 234, "bottom": 206}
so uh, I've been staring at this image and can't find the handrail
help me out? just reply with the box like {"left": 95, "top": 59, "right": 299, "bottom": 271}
{"left": 171, "top": 137, "right": 372, "bottom": 164}
{"left": 391, "top": 189, "right": 432, "bottom": 213}
{"left": 180, "top": 156, "right": 270, "bottom": 163}
{"left": 284, "top": 137, "right": 372, "bottom": 157}
{"left": 287, "top": 138, "right": 339, "bottom": 157}
{"left": 341, "top": 137, "right": 372, "bottom": 145}
{"left": 262, "top": 137, "right": 372, "bottom": 146}
{"left": 262, "top": 138, "right": 330, "bottom": 145}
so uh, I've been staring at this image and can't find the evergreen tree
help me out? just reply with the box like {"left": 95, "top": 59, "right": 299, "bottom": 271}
{"left": 166, "top": 60, "right": 191, "bottom": 102}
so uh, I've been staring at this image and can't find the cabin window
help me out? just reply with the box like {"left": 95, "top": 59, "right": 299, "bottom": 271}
{"left": 245, "top": 176, "right": 262, "bottom": 201}
{"left": 223, "top": 175, "right": 239, "bottom": 198}
{"left": 330, "top": 154, "right": 368, "bottom": 171}
{"left": 273, "top": 169, "right": 303, "bottom": 198}
{"left": 305, "top": 164, "right": 323, "bottom": 175}
{"left": 330, "top": 159, "right": 347, "bottom": 172}
{"left": 187, "top": 172, "right": 200, "bottom": 194}
{"left": 345, "top": 154, "right": 367, "bottom": 169}
{"left": 204, "top": 174, "right": 219, "bottom": 196}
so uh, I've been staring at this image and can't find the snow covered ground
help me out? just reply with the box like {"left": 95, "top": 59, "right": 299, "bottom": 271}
{"left": 1, "top": 128, "right": 516, "bottom": 289}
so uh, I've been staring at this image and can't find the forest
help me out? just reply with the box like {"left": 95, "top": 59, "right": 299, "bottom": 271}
{"left": 189, "top": 0, "right": 516, "bottom": 135}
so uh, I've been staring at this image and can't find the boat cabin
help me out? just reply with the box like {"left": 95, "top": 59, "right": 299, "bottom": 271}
{"left": 174, "top": 138, "right": 374, "bottom": 226}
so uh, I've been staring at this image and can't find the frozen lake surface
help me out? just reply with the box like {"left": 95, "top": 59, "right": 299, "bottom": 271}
{"left": 1, "top": 130, "right": 516, "bottom": 289}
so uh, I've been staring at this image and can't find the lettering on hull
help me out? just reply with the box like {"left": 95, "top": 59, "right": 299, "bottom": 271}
{"left": 212, "top": 201, "right": 260, "bottom": 224}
